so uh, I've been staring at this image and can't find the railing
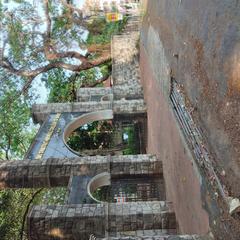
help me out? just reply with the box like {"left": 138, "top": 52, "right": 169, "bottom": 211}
{"left": 169, "top": 79, "right": 240, "bottom": 214}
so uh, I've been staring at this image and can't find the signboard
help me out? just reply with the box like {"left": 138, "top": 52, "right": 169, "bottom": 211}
{"left": 106, "top": 12, "right": 123, "bottom": 22}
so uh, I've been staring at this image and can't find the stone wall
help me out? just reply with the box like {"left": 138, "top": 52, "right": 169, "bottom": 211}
{"left": 0, "top": 155, "right": 161, "bottom": 189}
{"left": 113, "top": 85, "right": 143, "bottom": 100}
{"left": 107, "top": 201, "right": 176, "bottom": 234}
{"left": 28, "top": 201, "right": 175, "bottom": 240}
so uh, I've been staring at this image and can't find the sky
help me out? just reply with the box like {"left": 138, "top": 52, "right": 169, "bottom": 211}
{"left": 74, "top": 0, "right": 85, "bottom": 8}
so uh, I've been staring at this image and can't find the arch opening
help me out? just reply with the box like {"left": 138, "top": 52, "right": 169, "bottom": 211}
{"left": 89, "top": 174, "right": 165, "bottom": 203}
{"left": 63, "top": 110, "right": 145, "bottom": 156}
{"left": 63, "top": 110, "right": 114, "bottom": 156}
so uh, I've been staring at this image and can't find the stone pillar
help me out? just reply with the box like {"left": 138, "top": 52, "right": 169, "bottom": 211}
{"left": 32, "top": 99, "right": 146, "bottom": 123}
{"left": 107, "top": 201, "right": 176, "bottom": 233}
{"left": 0, "top": 155, "right": 161, "bottom": 189}
{"left": 28, "top": 201, "right": 175, "bottom": 240}
{"left": 28, "top": 204, "right": 106, "bottom": 240}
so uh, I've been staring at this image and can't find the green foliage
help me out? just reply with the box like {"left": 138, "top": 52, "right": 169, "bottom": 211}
{"left": 45, "top": 65, "right": 111, "bottom": 103}
{"left": 0, "top": 187, "right": 67, "bottom": 240}
{"left": 92, "top": 186, "right": 110, "bottom": 202}
{"left": 78, "top": 67, "right": 100, "bottom": 86}
{"left": 0, "top": 73, "right": 38, "bottom": 238}
{"left": 0, "top": 75, "right": 35, "bottom": 160}
{"left": 34, "top": 187, "right": 67, "bottom": 205}
{"left": 8, "top": 19, "right": 24, "bottom": 62}
{"left": 68, "top": 122, "right": 141, "bottom": 155}
{"left": 0, "top": 189, "right": 35, "bottom": 240}
{"left": 43, "top": 69, "right": 74, "bottom": 103}
{"left": 67, "top": 121, "right": 114, "bottom": 152}
{"left": 6, "top": 3, "right": 33, "bottom": 65}
{"left": 122, "top": 126, "right": 139, "bottom": 155}
{"left": 87, "top": 17, "right": 127, "bottom": 45}
{"left": 13, "top": 0, "right": 26, "bottom": 3}
{"left": 78, "top": 65, "right": 110, "bottom": 87}
{"left": 44, "top": 68, "right": 102, "bottom": 103}
{"left": 49, "top": 3, "right": 84, "bottom": 48}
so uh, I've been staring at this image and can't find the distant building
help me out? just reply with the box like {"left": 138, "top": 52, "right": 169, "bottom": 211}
{"left": 82, "top": 0, "right": 140, "bottom": 18}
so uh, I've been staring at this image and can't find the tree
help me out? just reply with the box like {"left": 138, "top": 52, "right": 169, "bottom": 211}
{"left": 67, "top": 120, "right": 133, "bottom": 156}
{"left": 0, "top": 71, "right": 67, "bottom": 238}
{"left": 0, "top": 1, "right": 128, "bottom": 238}
{"left": 43, "top": 62, "right": 111, "bottom": 102}
{"left": 0, "top": 69, "right": 36, "bottom": 160}
{"left": 0, "top": 0, "right": 111, "bottom": 94}
{"left": 42, "top": 12, "right": 126, "bottom": 102}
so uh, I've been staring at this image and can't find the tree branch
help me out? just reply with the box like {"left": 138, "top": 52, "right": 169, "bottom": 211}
{"left": 0, "top": 39, "right": 7, "bottom": 62}
{"left": 88, "top": 43, "right": 110, "bottom": 54}
{"left": 1, "top": 51, "right": 111, "bottom": 98}
{"left": 44, "top": 50, "right": 88, "bottom": 62}
{"left": 1, "top": 55, "right": 109, "bottom": 79}
{"left": 44, "top": 0, "right": 51, "bottom": 40}
{"left": 0, "top": 0, "right": 111, "bottom": 93}
{"left": 20, "top": 188, "right": 43, "bottom": 240}
{"left": 81, "top": 73, "right": 110, "bottom": 88}
{"left": 4, "top": 135, "right": 11, "bottom": 160}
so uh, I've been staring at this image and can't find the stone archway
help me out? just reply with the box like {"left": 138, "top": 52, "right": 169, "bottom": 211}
{"left": 63, "top": 110, "right": 114, "bottom": 156}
